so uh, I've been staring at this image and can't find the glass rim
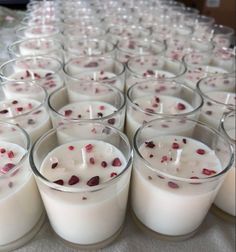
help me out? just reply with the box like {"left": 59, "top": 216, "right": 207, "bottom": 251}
{"left": 126, "top": 55, "right": 187, "bottom": 79}
{"left": 196, "top": 75, "right": 236, "bottom": 109}
{"left": 21, "top": 16, "right": 62, "bottom": 26}
{"left": 212, "top": 24, "right": 235, "bottom": 36}
{"left": 62, "top": 25, "right": 106, "bottom": 35}
{"left": 133, "top": 116, "right": 234, "bottom": 183}
{"left": 127, "top": 79, "right": 204, "bottom": 116}
{"left": 8, "top": 37, "right": 63, "bottom": 57}
{"left": 29, "top": 121, "right": 133, "bottom": 193}
{"left": 64, "top": 55, "right": 125, "bottom": 78}
{"left": 48, "top": 84, "right": 126, "bottom": 122}
{"left": 0, "top": 55, "right": 63, "bottom": 82}
{"left": 220, "top": 110, "right": 236, "bottom": 144}
{"left": 106, "top": 23, "right": 151, "bottom": 35}
{"left": 0, "top": 81, "right": 48, "bottom": 120}
{"left": 0, "top": 121, "right": 30, "bottom": 178}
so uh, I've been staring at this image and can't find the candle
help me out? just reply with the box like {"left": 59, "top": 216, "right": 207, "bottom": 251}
{"left": 131, "top": 118, "right": 233, "bottom": 238}
{"left": 48, "top": 85, "right": 126, "bottom": 130}
{"left": 126, "top": 80, "right": 203, "bottom": 140}
{"left": 214, "top": 111, "right": 235, "bottom": 220}
{"left": 0, "top": 123, "right": 44, "bottom": 249}
{"left": 64, "top": 57, "right": 125, "bottom": 92}
{"left": 126, "top": 55, "right": 186, "bottom": 91}
{"left": 116, "top": 38, "right": 166, "bottom": 63}
{"left": 64, "top": 39, "right": 115, "bottom": 62}
{"left": 0, "top": 98, "right": 51, "bottom": 143}
{"left": 0, "top": 57, "right": 64, "bottom": 94}
{"left": 30, "top": 122, "right": 132, "bottom": 247}
{"left": 197, "top": 75, "right": 236, "bottom": 129}
{"left": 8, "top": 38, "right": 63, "bottom": 62}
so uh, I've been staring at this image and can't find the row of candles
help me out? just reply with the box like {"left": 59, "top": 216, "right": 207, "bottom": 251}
{"left": 0, "top": 0, "right": 235, "bottom": 251}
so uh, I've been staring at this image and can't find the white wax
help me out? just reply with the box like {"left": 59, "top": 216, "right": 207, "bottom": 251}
{"left": 184, "top": 66, "right": 228, "bottom": 89}
{"left": 200, "top": 91, "right": 236, "bottom": 129}
{"left": 132, "top": 135, "right": 222, "bottom": 236}
{"left": 67, "top": 81, "right": 117, "bottom": 104}
{"left": 72, "top": 71, "right": 123, "bottom": 91}
{"left": 39, "top": 140, "right": 131, "bottom": 244}
{"left": 214, "top": 129, "right": 235, "bottom": 216}
{"left": 0, "top": 98, "right": 51, "bottom": 143}
{"left": 126, "top": 95, "right": 194, "bottom": 140}
{"left": 54, "top": 101, "right": 124, "bottom": 131}
{"left": 8, "top": 70, "right": 63, "bottom": 94}
{"left": 0, "top": 141, "right": 43, "bottom": 245}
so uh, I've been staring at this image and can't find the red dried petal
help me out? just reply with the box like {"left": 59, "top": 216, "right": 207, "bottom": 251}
{"left": 1, "top": 163, "right": 15, "bottom": 174}
{"left": 51, "top": 162, "right": 58, "bottom": 169}
{"left": 64, "top": 110, "right": 72, "bottom": 116}
{"left": 87, "top": 176, "right": 100, "bottom": 186}
{"left": 112, "top": 158, "right": 122, "bottom": 167}
{"left": 172, "top": 142, "right": 180, "bottom": 149}
{"left": 110, "top": 172, "right": 117, "bottom": 177}
{"left": 196, "top": 149, "right": 205, "bottom": 155}
{"left": 89, "top": 157, "right": 95, "bottom": 164}
{"left": 202, "top": 168, "right": 216, "bottom": 176}
{"left": 68, "top": 175, "right": 80, "bottom": 185}
{"left": 108, "top": 118, "right": 115, "bottom": 125}
{"left": 7, "top": 151, "right": 14, "bottom": 158}
{"left": 85, "top": 144, "right": 93, "bottom": 153}
{"left": 168, "top": 181, "right": 179, "bottom": 189}
{"left": 145, "top": 141, "right": 156, "bottom": 148}
{"left": 68, "top": 146, "right": 74, "bottom": 151}
{"left": 53, "top": 179, "right": 64, "bottom": 185}
{"left": 177, "top": 103, "right": 186, "bottom": 110}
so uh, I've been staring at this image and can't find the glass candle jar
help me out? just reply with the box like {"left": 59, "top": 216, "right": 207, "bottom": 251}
{"left": 0, "top": 122, "right": 44, "bottom": 251}
{"left": 30, "top": 122, "right": 132, "bottom": 248}
{"left": 131, "top": 117, "right": 234, "bottom": 240}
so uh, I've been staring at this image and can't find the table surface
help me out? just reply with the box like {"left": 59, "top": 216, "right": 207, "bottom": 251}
{"left": 14, "top": 210, "right": 235, "bottom": 252}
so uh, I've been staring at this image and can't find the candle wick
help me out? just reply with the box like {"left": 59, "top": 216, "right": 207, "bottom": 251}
{"left": 81, "top": 148, "right": 87, "bottom": 169}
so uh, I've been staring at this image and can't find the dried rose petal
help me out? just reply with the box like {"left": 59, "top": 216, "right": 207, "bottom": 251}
{"left": 99, "top": 105, "right": 105, "bottom": 110}
{"left": 51, "top": 162, "right": 58, "bottom": 169}
{"left": 68, "top": 146, "right": 74, "bottom": 151}
{"left": 145, "top": 141, "right": 155, "bottom": 148}
{"left": 168, "top": 181, "right": 179, "bottom": 189}
{"left": 202, "top": 168, "right": 216, "bottom": 176}
{"left": 97, "top": 112, "right": 103, "bottom": 117}
{"left": 1, "top": 163, "right": 15, "bottom": 174}
{"left": 0, "top": 109, "right": 8, "bottom": 114}
{"left": 85, "top": 144, "right": 93, "bottom": 152}
{"left": 196, "top": 149, "right": 205, "bottom": 155}
{"left": 87, "top": 176, "right": 100, "bottom": 186}
{"left": 28, "top": 119, "right": 35, "bottom": 125}
{"left": 110, "top": 172, "right": 117, "bottom": 178}
{"left": 53, "top": 179, "right": 64, "bottom": 185}
{"left": 112, "top": 158, "right": 122, "bottom": 166}
{"left": 89, "top": 157, "right": 95, "bottom": 164}
{"left": 64, "top": 110, "right": 72, "bottom": 117}
{"left": 177, "top": 103, "right": 186, "bottom": 110}
{"left": 149, "top": 154, "right": 154, "bottom": 158}
{"left": 108, "top": 118, "right": 115, "bottom": 125}
{"left": 16, "top": 107, "right": 23, "bottom": 112}
{"left": 68, "top": 175, "right": 80, "bottom": 185}
{"left": 12, "top": 100, "right": 18, "bottom": 104}
{"left": 7, "top": 151, "right": 14, "bottom": 159}
{"left": 85, "top": 61, "right": 98, "bottom": 67}
{"left": 182, "top": 138, "right": 187, "bottom": 144}
{"left": 101, "top": 161, "right": 107, "bottom": 168}
{"left": 0, "top": 148, "right": 6, "bottom": 153}
{"left": 172, "top": 142, "right": 180, "bottom": 149}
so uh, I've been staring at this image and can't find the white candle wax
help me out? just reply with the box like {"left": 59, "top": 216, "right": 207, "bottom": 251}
{"left": 39, "top": 140, "right": 131, "bottom": 245}
{"left": 0, "top": 141, "right": 43, "bottom": 245}
{"left": 200, "top": 91, "right": 235, "bottom": 129}
{"left": 126, "top": 95, "right": 194, "bottom": 140}
{"left": 132, "top": 135, "right": 222, "bottom": 236}
{"left": 0, "top": 98, "right": 51, "bottom": 143}
{"left": 53, "top": 101, "right": 124, "bottom": 131}
{"left": 8, "top": 70, "right": 63, "bottom": 94}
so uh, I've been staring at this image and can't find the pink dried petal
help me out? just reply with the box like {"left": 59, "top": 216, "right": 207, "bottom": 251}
{"left": 1, "top": 163, "right": 15, "bottom": 174}
{"left": 110, "top": 172, "right": 117, "bottom": 178}
{"left": 112, "top": 158, "right": 122, "bottom": 167}
{"left": 202, "top": 168, "right": 216, "bottom": 176}
{"left": 68, "top": 146, "right": 75, "bottom": 151}
{"left": 7, "top": 151, "right": 14, "bottom": 158}
{"left": 0, "top": 148, "right": 6, "bottom": 153}
{"left": 172, "top": 142, "right": 180, "bottom": 149}
{"left": 99, "top": 105, "right": 105, "bottom": 110}
{"left": 177, "top": 103, "right": 186, "bottom": 110}
{"left": 168, "top": 181, "right": 179, "bottom": 189}
{"left": 87, "top": 176, "right": 100, "bottom": 186}
{"left": 64, "top": 110, "right": 72, "bottom": 117}
{"left": 68, "top": 175, "right": 80, "bottom": 185}
{"left": 85, "top": 144, "right": 93, "bottom": 153}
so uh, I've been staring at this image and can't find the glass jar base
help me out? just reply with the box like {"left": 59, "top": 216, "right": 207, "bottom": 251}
{"left": 0, "top": 211, "right": 46, "bottom": 252}
{"left": 56, "top": 222, "right": 124, "bottom": 250}
{"left": 131, "top": 210, "right": 199, "bottom": 241}
{"left": 211, "top": 204, "right": 236, "bottom": 224}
